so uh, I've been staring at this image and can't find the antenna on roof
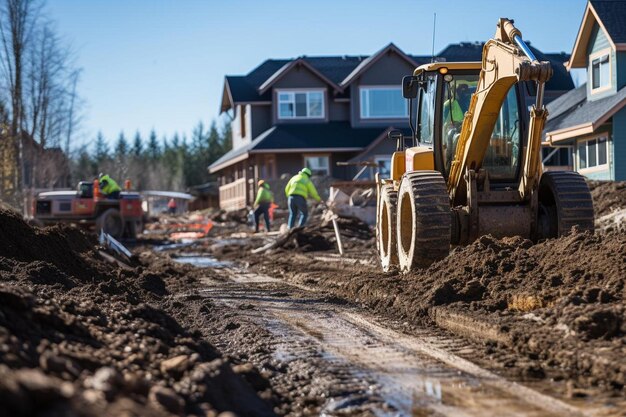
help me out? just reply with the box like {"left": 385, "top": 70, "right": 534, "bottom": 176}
{"left": 431, "top": 13, "right": 437, "bottom": 63}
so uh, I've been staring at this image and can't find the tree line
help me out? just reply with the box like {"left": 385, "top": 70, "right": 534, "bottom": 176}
{"left": 71, "top": 120, "right": 232, "bottom": 191}
{"left": 0, "top": 0, "right": 81, "bottom": 207}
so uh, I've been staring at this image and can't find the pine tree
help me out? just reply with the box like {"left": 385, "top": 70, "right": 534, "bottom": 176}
{"left": 207, "top": 121, "right": 221, "bottom": 164}
{"left": 132, "top": 131, "right": 143, "bottom": 156}
{"left": 115, "top": 132, "right": 129, "bottom": 157}
{"left": 147, "top": 129, "right": 160, "bottom": 161}
{"left": 220, "top": 120, "right": 232, "bottom": 154}
{"left": 94, "top": 131, "right": 109, "bottom": 164}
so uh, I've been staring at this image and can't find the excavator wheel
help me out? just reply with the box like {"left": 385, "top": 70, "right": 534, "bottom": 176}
{"left": 376, "top": 184, "right": 398, "bottom": 272}
{"left": 96, "top": 208, "right": 124, "bottom": 239}
{"left": 537, "top": 171, "right": 595, "bottom": 239}
{"left": 397, "top": 171, "right": 450, "bottom": 273}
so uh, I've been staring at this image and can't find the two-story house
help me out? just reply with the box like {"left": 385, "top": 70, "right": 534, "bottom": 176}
{"left": 544, "top": 0, "right": 626, "bottom": 180}
{"left": 212, "top": 42, "right": 574, "bottom": 211}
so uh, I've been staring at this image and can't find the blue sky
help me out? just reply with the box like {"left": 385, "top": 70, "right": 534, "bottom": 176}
{"left": 46, "top": 0, "right": 588, "bottom": 147}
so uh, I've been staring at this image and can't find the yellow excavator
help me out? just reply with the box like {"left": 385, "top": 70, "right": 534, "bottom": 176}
{"left": 376, "top": 18, "right": 594, "bottom": 273}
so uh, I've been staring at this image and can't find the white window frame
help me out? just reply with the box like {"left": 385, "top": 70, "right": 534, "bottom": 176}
{"left": 577, "top": 134, "right": 609, "bottom": 173}
{"left": 303, "top": 154, "right": 330, "bottom": 176}
{"left": 359, "top": 86, "right": 408, "bottom": 119}
{"left": 374, "top": 155, "right": 391, "bottom": 178}
{"left": 277, "top": 89, "right": 325, "bottom": 120}
{"left": 589, "top": 48, "right": 612, "bottom": 93}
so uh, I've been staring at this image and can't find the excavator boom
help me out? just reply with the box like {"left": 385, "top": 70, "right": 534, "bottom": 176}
{"left": 448, "top": 18, "right": 552, "bottom": 204}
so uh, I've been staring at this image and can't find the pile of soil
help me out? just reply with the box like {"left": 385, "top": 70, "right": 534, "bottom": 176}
{"left": 0, "top": 208, "right": 274, "bottom": 417}
{"left": 253, "top": 229, "right": 625, "bottom": 391}
{"left": 587, "top": 180, "right": 626, "bottom": 218}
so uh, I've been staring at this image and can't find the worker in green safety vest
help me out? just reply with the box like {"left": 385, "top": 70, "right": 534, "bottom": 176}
{"left": 285, "top": 167, "right": 321, "bottom": 229}
{"left": 98, "top": 173, "right": 122, "bottom": 199}
{"left": 442, "top": 83, "right": 470, "bottom": 169}
{"left": 253, "top": 180, "right": 273, "bottom": 232}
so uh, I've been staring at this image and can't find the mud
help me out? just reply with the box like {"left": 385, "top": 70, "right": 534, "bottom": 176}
{"left": 588, "top": 180, "right": 626, "bottom": 218}
{"left": 240, "top": 229, "right": 626, "bottom": 394}
{"left": 0, "top": 208, "right": 276, "bottom": 417}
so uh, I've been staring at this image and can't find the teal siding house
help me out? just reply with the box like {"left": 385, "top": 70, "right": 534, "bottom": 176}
{"left": 544, "top": 0, "right": 626, "bottom": 180}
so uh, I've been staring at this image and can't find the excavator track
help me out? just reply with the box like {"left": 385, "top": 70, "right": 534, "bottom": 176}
{"left": 397, "top": 171, "right": 450, "bottom": 272}
{"left": 538, "top": 171, "right": 595, "bottom": 238}
{"left": 377, "top": 184, "right": 398, "bottom": 272}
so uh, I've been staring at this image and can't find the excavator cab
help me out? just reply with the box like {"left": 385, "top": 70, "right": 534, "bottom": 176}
{"left": 376, "top": 18, "right": 595, "bottom": 273}
{"left": 405, "top": 63, "right": 524, "bottom": 185}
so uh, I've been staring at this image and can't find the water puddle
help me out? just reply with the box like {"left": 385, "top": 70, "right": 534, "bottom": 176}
{"left": 173, "top": 255, "right": 232, "bottom": 268}
{"left": 153, "top": 240, "right": 196, "bottom": 252}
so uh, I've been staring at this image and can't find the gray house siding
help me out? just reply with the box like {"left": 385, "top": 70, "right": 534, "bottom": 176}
{"left": 271, "top": 67, "right": 329, "bottom": 125}
{"left": 329, "top": 100, "right": 350, "bottom": 121}
{"left": 586, "top": 24, "right": 617, "bottom": 101}
{"left": 251, "top": 104, "right": 272, "bottom": 139}
{"left": 350, "top": 52, "right": 415, "bottom": 127}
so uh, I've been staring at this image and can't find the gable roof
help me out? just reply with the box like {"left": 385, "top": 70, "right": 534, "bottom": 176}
{"left": 339, "top": 43, "right": 418, "bottom": 87}
{"left": 591, "top": 0, "right": 626, "bottom": 43}
{"left": 568, "top": 0, "right": 626, "bottom": 69}
{"left": 220, "top": 42, "right": 573, "bottom": 113}
{"left": 220, "top": 60, "right": 290, "bottom": 112}
{"left": 258, "top": 58, "right": 345, "bottom": 94}
{"left": 209, "top": 122, "right": 385, "bottom": 173}
{"left": 544, "top": 84, "right": 626, "bottom": 143}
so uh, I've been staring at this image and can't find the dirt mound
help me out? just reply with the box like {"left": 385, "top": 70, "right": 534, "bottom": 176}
{"left": 257, "top": 229, "right": 626, "bottom": 390}
{"left": 0, "top": 210, "right": 275, "bottom": 417}
{"left": 588, "top": 180, "right": 626, "bottom": 217}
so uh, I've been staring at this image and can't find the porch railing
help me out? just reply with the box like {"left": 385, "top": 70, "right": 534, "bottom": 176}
{"left": 219, "top": 178, "right": 247, "bottom": 211}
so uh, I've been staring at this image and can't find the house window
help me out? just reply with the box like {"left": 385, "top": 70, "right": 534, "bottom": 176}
{"left": 360, "top": 87, "right": 408, "bottom": 119}
{"left": 278, "top": 91, "right": 324, "bottom": 119}
{"left": 578, "top": 136, "right": 608, "bottom": 170}
{"left": 375, "top": 156, "right": 391, "bottom": 178}
{"left": 304, "top": 155, "right": 329, "bottom": 176}
{"left": 591, "top": 53, "right": 610, "bottom": 91}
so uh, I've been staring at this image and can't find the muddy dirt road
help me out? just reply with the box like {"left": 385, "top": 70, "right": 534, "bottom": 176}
{"left": 190, "top": 258, "right": 610, "bottom": 416}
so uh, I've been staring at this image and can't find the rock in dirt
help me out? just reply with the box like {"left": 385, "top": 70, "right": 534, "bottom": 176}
{"left": 160, "top": 355, "right": 191, "bottom": 375}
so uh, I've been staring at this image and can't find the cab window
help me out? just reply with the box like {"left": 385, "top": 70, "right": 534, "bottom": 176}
{"left": 482, "top": 86, "right": 521, "bottom": 180}
{"left": 418, "top": 76, "right": 435, "bottom": 144}
{"left": 441, "top": 74, "right": 478, "bottom": 171}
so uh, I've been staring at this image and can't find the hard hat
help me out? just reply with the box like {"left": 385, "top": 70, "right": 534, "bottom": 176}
{"left": 98, "top": 172, "right": 104, "bottom": 179}
{"left": 300, "top": 167, "right": 312, "bottom": 176}
{"left": 257, "top": 179, "right": 265, "bottom": 187}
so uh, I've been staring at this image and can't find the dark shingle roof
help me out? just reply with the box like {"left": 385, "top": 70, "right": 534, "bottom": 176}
{"left": 223, "top": 43, "right": 574, "bottom": 108}
{"left": 591, "top": 0, "right": 626, "bottom": 43}
{"left": 253, "top": 122, "right": 383, "bottom": 150}
{"left": 545, "top": 83, "right": 587, "bottom": 121}
{"left": 545, "top": 85, "right": 626, "bottom": 136}
{"left": 209, "top": 122, "right": 385, "bottom": 172}
{"left": 303, "top": 56, "right": 367, "bottom": 85}
{"left": 436, "top": 42, "right": 574, "bottom": 91}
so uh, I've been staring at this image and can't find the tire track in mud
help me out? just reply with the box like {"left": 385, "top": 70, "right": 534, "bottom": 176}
{"left": 196, "top": 267, "right": 598, "bottom": 417}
